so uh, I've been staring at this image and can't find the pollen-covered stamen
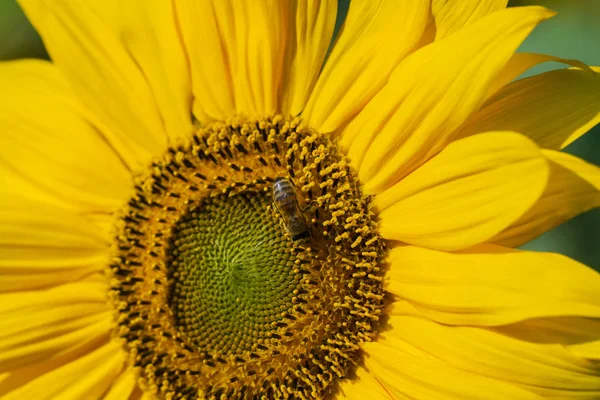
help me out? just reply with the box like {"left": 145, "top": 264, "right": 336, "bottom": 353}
{"left": 107, "top": 116, "right": 386, "bottom": 399}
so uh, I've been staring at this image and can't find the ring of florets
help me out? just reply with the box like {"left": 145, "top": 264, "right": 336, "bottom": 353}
{"left": 107, "top": 116, "right": 386, "bottom": 399}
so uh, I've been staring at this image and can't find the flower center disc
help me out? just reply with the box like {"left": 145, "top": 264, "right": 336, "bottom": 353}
{"left": 108, "top": 116, "right": 386, "bottom": 399}
{"left": 169, "top": 192, "right": 300, "bottom": 355}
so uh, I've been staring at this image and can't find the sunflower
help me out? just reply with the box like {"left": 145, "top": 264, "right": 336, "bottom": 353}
{"left": 2, "top": 0, "right": 600, "bottom": 399}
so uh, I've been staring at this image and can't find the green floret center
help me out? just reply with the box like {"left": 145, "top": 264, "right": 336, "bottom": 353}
{"left": 168, "top": 192, "right": 301, "bottom": 355}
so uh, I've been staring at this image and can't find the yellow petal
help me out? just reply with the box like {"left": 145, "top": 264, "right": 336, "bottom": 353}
{"left": 431, "top": 0, "right": 508, "bottom": 40}
{"left": 177, "top": 0, "right": 287, "bottom": 120}
{"left": 460, "top": 67, "right": 600, "bottom": 150}
{"left": 0, "top": 331, "right": 109, "bottom": 396}
{"left": 2, "top": 303, "right": 108, "bottom": 342}
{"left": 0, "top": 278, "right": 107, "bottom": 314}
{"left": 0, "top": 313, "right": 111, "bottom": 374}
{"left": 302, "top": 0, "right": 430, "bottom": 132}
{"left": 375, "top": 132, "right": 549, "bottom": 251}
{"left": 80, "top": 212, "right": 119, "bottom": 250}
{"left": 337, "top": 366, "right": 393, "bottom": 400}
{"left": 498, "top": 317, "right": 600, "bottom": 361}
{"left": 0, "top": 60, "right": 132, "bottom": 212}
{"left": 492, "top": 150, "right": 600, "bottom": 247}
{"left": 174, "top": 0, "right": 233, "bottom": 121}
{"left": 0, "top": 202, "right": 109, "bottom": 291}
{"left": 2, "top": 339, "right": 126, "bottom": 400}
{"left": 281, "top": 0, "right": 337, "bottom": 117}
{"left": 0, "top": 165, "right": 64, "bottom": 213}
{"left": 363, "top": 328, "right": 539, "bottom": 400}
{"left": 0, "top": 271, "right": 102, "bottom": 293}
{"left": 0, "top": 312, "right": 108, "bottom": 365}
{"left": 570, "top": 341, "right": 600, "bottom": 362}
{"left": 382, "top": 301, "right": 600, "bottom": 398}
{"left": 486, "top": 52, "right": 592, "bottom": 99}
{"left": 341, "top": 6, "right": 554, "bottom": 194}
{"left": 18, "top": 0, "right": 168, "bottom": 170}
{"left": 385, "top": 245, "right": 600, "bottom": 326}
{"left": 103, "top": 367, "right": 137, "bottom": 400}
{"left": 85, "top": 0, "right": 194, "bottom": 143}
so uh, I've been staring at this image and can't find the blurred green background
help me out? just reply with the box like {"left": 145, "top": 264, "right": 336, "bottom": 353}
{"left": 1, "top": 0, "right": 598, "bottom": 270}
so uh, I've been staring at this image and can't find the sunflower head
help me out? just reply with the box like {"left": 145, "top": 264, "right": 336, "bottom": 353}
{"left": 3, "top": 1, "right": 600, "bottom": 400}
{"left": 108, "top": 116, "right": 386, "bottom": 398}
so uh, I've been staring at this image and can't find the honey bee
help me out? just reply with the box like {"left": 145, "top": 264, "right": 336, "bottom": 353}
{"left": 272, "top": 177, "right": 311, "bottom": 241}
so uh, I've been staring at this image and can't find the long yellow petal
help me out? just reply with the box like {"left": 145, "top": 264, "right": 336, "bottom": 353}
{"left": 0, "top": 165, "right": 63, "bottom": 214}
{"left": 281, "top": 0, "right": 337, "bottom": 117}
{"left": 0, "top": 270, "right": 102, "bottom": 293}
{"left": 18, "top": 0, "right": 169, "bottom": 170}
{"left": 382, "top": 301, "right": 600, "bottom": 399}
{"left": 0, "top": 60, "right": 132, "bottom": 212}
{"left": 0, "top": 202, "right": 109, "bottom": 291}
{"left": 341, "top": 6, "right": 554, "bottom": 194}
{"left": 337, "top": 366, "right": 394, "bottom": 400}
{"left": 48, "top": 341, "right": 126, "bottom": 400}
{"left": 385, "top": 245, "right": 600, "bottom": 326}
{"left": 570, "top": 341, "right": 600, "bottom": 362}
{"left": 302, "top": 0, "right": 430, "bottom": 132}
{"left": 431, "top": 0, "right": 508, "bottom": 40}
{"left": 0, "top": 279, "right": 107, "bottom": 314}
{"left": 375, "top": 132, "right": 548, "bottom": 251}
{"left": 177, "top": 0, "right": 288, "bottom": 120}
{"left": 103, "top": 367, "right": 137, "bottom": 400}
{"left": 459, "top": 67, "right": 600, "bottom": 150}
{"left": 492, "top": 150, "right": 600, "bottom": 247}
{"left": 486, "top": 52, "right": 591, "bottom": 99}
{"left": 0, "top": 312, "right": 108, "bottom": 358}
{"left": 1, "top": 303, "right": 107, "bottom": 341}
{"left": 498, "top": 317, "right": 600, "bottom": 361}
{"left": 0, "top": 314, "right": 111, "bottom": 374}
{"left": 0, "top": 328, "right": 110, "bottom": 396}
{"left": 174, "top": 0, "right": 233, "bottom": 121}
{"left": 363, "top": 331, "right": 539, "bottom": 399}
{"left": 84, "top": 0, "right": 194, "bottom": 143}
{"left": 2, "top": 339, "right": 126, "bottom": 400}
